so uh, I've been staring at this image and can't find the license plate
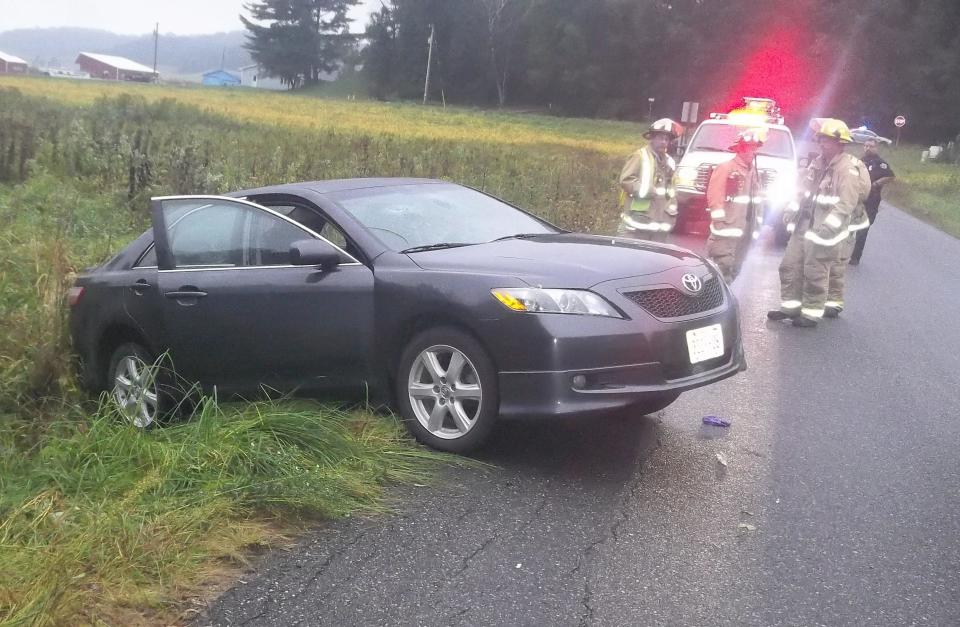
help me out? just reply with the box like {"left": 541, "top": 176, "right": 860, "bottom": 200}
{"left": 686, "top": 324, "right": 724, "bottom": 364}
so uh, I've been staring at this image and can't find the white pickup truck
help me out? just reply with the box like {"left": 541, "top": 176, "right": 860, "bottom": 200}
{"left": 674, "top": 104, "right": 798, "bottom": 244}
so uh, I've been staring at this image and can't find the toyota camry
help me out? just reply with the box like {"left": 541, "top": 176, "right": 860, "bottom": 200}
{"left": 68, "top": 179, "right": 745, "bottom": 452}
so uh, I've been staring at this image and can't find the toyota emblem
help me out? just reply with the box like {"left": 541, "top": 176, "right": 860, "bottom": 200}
{"left": 681, "top": 273, "right": 703, "bottom": 293}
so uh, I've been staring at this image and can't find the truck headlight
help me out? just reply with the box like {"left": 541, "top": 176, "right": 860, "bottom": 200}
{"left": 766, "top": 175, "right": 796, "bottom": 205}
{"left": 491, "top": 288, "right": 622, "bottom": 318}
{"left": 676, "top": 166, "right": 697, "bottom": 187}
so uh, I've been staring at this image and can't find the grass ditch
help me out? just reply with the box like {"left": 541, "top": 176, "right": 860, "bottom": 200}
{"left": 1, "top": 397, "right": 451, "bottom": 625}
{"left": 881, "top": 146, "right": 960, "bottom": 239}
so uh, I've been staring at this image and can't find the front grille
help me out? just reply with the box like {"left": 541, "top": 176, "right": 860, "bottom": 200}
{"left": 623, "top": 277, "right": 724, "bottom": 319}
{"left": 759, "top": 168, "right": 777, "bottom": 192}
{"left": 694, "top": 164, "right": 716, "bottom": 192}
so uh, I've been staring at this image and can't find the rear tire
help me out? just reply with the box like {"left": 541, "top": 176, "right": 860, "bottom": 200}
{"left": 395, "top": 327, "right": 499, "bottom": 453}
{"left": 106, "top": 342, "right": 175, "bottom": 428}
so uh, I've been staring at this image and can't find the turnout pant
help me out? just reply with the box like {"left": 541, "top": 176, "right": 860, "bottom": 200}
{"left": 707, "top": 234, "right": 748, "bottom": 283}
{"left": 778, "top": 228, "right": 839, "bottom": 320}
{"left": 851, "top": 198, "right": 880, "bottom": 262}
{"left": 618, "top": 210, "right": 674, "bottom": 243}
{"left": 826, "top": 234, "right": 855, "bottom": 311}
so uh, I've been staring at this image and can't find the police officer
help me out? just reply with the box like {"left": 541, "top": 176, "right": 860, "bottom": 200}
{"left": 704, "top": 128, "right": 765, "bottom": 283}
{"left": 849, "top": 138, "right": 896, "bottom": 265}
{"left": 618, "top": 118, "right": 683, "bottom": 242}
{"left": 767, "top": 119, "right": 864, "bottom": 328}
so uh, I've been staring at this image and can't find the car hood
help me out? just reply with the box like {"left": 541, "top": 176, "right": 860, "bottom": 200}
{"left": 406, "top": 233, "right": 706, "bottom": 288}
{"left": 680, "top": 152, "right": 796, "bottom": 176}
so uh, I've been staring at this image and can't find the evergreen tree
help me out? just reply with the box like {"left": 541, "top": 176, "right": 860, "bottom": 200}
{"left": 241, "top": 0, "right": 359, "bottom": 88}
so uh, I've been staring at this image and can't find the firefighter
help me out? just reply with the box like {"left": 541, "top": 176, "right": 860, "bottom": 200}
{"left": 704, "top": 128, "right": 766, "bottom": 283}
{"left": 618, "top": 118, "right": 683, "bottom": 242}
{"left": 824, "top": 150, "right": 872, "bottom": 317}
{"left": 849, "top": 138, "right": 896, "bottom": 264}
{"left": 767, "top": 119, "right": 863, "bottom": 328}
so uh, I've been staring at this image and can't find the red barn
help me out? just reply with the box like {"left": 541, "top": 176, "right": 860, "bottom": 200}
{"left": 0, "top": 51, "right": 29, "bottom": 74}
{"left": 75, "top": 52, "right": 158, "bottom": 82}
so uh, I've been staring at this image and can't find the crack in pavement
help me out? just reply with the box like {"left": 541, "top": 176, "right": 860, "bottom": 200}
{"left": 578, "top": 581, "right": 595, "bottom": 627}
{"left": 568, "top": 432, "right": 661, "bottom": 626}
{"left": 296, "top": 528, "right": 370, "bottom": 600}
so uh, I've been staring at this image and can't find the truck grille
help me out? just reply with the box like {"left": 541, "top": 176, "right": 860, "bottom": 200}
{"left": 623, "top": 276, "right": 724, "bottom": 319}
{"left": 694, "top": 164, "right": 715, "bottom": 192}
{"left": 759, "top": 168, "right": 777, "bottom": 192}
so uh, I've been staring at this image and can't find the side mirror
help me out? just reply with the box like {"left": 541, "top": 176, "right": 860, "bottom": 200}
{"left": 677, "top": 145, "right": 686, "bottom": 157}
{"left": 290, "top": 239, "right": 341, "bottom": 270}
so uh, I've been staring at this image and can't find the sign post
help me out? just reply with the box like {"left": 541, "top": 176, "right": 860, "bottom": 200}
{"left": 894, "top": 115, "right": 906, "bottom": 147}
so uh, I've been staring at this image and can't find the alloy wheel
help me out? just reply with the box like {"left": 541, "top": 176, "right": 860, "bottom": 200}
{"left": 113, "top": 355, "right": 159, "bottom": 428}
{"left": 407, "top": 344, "right": 483, "bottom": 440}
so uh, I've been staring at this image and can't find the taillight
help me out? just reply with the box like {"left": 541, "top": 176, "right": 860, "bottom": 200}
{"left": 68, "top": 286, "right": 85, "bottom": 307}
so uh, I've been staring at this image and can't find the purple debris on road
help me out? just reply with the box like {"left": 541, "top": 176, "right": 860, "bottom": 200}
{"left": 702, "top": 415, "right": 731, "bottom": 428}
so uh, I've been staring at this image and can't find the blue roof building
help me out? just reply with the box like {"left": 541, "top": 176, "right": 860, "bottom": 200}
{"left": 202, "top": 70, "right": 241, "bottom": 87}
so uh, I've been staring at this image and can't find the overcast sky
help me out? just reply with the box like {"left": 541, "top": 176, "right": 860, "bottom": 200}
{"left": 0, "top": 0, "right": 382, "bottom": 35}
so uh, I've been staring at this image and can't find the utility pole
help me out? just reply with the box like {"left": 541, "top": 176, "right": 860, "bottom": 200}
{"left": 152, "top": 23, "right": 159, "bottom": 81}
{"left": 422, "top": 23, "right": 435, "bottom": 105}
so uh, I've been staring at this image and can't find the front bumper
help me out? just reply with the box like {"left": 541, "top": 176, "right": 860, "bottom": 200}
{"left": 480, "top": 265, "right": 746, "bottom": 418}
{"left": 498, "top": 343, "right": 745, "bottom": 418}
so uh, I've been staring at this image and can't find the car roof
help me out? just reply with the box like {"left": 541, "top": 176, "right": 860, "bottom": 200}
{"left": 231, "top": 177, "right": 448, "bottom": 198}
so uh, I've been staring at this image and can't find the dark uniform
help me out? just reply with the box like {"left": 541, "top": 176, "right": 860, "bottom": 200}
{"left": 850, "top": 152, "right": 895, "bottom": 262}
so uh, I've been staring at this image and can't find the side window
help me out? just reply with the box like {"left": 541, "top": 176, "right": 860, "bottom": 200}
{"left": 135, "top": 245, "right": 157, "bottom": 268}
{"left": 160, "top": 199, "right": 313, "bottom": 268}
{"left": 319, "top": 222, "right": 348, "bottom": 250}
{"left": 164, "top": 200, "right": 246, "bottom": 267}
{"left": 246, "top": 209, "right": 313, "bottom": 266}
{"left": 253, "top": 199, "right": 357, "bottom": 259}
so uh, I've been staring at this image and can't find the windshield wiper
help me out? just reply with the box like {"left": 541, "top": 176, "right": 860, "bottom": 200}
{"left": 694, "top": 146, "right": 733, "bottom": 153}
{"left": 490, "top": 233, "right": 545, "bottom": 242}
{"left": 399, "top": 242, "right": 473, "bottom": 254}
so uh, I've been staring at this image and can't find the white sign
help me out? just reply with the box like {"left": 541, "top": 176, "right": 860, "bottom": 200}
{"left": 681, "top": 101, "right": 700, "bottom": 124}
{"left": 894, "top": 115, "right": 906, "bottom": 128}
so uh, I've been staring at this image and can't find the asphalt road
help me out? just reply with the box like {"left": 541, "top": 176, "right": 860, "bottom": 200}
{"left": 200, "top": 204, "right": 960, "bottom": 626}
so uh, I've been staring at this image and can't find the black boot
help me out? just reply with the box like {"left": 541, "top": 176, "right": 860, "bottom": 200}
{"left": 767, "top": 310, "right": 797, "bottom": 321}
{"left": 824, "top": 306, "right": 841, "bottom": 319}
{"left": 792, "top": 316, "right": 818, "bottom": 328}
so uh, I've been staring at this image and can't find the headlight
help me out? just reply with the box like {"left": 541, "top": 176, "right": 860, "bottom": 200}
{"left": 491, "top": 288, "right": 622, "bottom": 318}
{"left": 676, "top": 166, "right": 697, "bottom": 187}
{"left": 766, "top": 174, "right": 796, "bottom": 204}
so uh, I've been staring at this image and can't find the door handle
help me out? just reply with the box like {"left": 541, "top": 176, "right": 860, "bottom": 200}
{"left": 129, "top": 280, "right": 152, "bottom": 294}
{"left": 165, "top": 290, "right": 208, "bottom": 299}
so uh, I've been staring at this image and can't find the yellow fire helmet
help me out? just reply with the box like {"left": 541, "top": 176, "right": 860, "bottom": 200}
{"left": 810, "top": 118, "right": 853, "bottom": 143}
{"left": 728, "top": 127, "right": 768, "bottom": 151}
{"left": 643, "top": 118, "right": 684, "bottom": 139}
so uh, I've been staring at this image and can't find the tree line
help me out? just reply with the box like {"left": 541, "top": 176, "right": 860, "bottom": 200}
{"left": 243, "top": 0, "right": 960, "bottom": 141}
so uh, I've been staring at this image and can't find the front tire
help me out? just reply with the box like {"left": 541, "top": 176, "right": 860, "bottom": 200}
{"left": 395, "top": 327, "right": 499, "bottom": 453}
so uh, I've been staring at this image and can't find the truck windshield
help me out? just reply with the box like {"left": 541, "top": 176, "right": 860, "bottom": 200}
{"left": 688, "top": 125, "right": 794, "bottom": 160}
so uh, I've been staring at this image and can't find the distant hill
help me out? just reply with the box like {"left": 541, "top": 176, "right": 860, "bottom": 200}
{"left": 0, "top": 28, "right": 253, "bottom": 80}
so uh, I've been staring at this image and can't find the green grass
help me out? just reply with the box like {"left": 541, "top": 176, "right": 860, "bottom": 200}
{"left": 0, "top": 398, "right": 450, "bottom": 625}
{"left": 879, "top": 146, "right": 960, "bottom": 238}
